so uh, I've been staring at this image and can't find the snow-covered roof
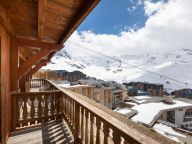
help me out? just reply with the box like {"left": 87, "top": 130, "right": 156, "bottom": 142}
{"left": 58, "top": 83, "right": 70, "bottom": 87}
{"left": 131, "top": 100, "right": 192, "bottom": 126}
{"left": 114, "top": 108, "right": 137, "bottom": 118}
{"left": 59, "top": 84, "right": 91, "bottom": 88}
{"left": 133, "top": 96, "right": 151, "bottom": 99}
{"left": 125, "top": 102, "right": 138, "bottom": 106}
{"left": 153, "top": 123, "right": 186, "bottom": 143}
{"left": 114, "top": 108, "right": 131, "bottom": 115}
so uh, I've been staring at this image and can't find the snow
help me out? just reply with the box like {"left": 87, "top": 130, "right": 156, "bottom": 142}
{"left": 114, "top": 108, "right": 131, "bottom": 115}
{"left": 134, "top": 96, "right": 151, "bottom": 99}
{"left": 58, "top": 84, "right": 70, "bottom": 87}
{"left": 131, "top": 100, "right": 192, "bottom": 125}
{"left": 153, "top": 62, "right": 173, "bottom": 69}
{"left": 59, "top": 84, "right": 90, "bottom": 88}
{"left": 134, "top": 100, "right": 146, "bottom": 104}
{"left": 42, "top": 49, "right": 192, "bottom": 92}
{"left": 125, "top": 102, "right": 138, "bottom": 106}
{"left": 153, "top": 123, "right": 186, "bottom": 143}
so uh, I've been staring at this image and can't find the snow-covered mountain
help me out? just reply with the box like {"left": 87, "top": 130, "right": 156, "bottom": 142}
{"left": 42, "top": 48, "right": 192, "bottom": 92}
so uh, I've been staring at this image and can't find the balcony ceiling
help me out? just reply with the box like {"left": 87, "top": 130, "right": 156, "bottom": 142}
{"left": 0, "top": 0, "right": 99, "bottom": 69}
{"left": 1, "top": 0, "right": 99, "bottom": 44}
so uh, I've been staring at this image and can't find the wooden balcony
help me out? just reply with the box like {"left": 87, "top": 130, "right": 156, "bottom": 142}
{"left": 7, "top": 79, "right": 176, "bottom": 144}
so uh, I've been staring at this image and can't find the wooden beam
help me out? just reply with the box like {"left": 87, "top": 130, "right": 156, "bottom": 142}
{"left": 27, "top": 59, "right": 48, "bottom": 78}
{"left": 38, "top": 0, "right": 46, "bottom": 39}
{"left": 0, "top": 3, "right": 15, "bottom": 36}
{"left": 58, "top": 0, "right": 100, "bottom": 44}
{"left": 16, "top": 37, "right": 63, "bottom": 50}
{"left": 46, "top": 51, "right": 57, "bottom": 62}
{"left": 18, "top": 48, "right": 50, "bottom": 78}
{"left": 19, "top": 48, "right": 27, "bottom": 61}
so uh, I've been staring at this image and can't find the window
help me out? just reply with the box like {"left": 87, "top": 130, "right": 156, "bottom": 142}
{"left": 185, "top": 108, "right": 192, "bottom": 116}
{"left": 167, "top": 110, "right": 175, "bottom": 123}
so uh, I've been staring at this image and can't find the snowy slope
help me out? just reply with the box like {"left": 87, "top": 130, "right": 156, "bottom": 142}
{"left": 42, "top": 48, "right": 192, "bottom": 92}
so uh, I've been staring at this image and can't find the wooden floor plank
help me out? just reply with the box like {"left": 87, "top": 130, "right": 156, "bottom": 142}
{"left": 7, "top": 120, "right": 74, "bottom": 144}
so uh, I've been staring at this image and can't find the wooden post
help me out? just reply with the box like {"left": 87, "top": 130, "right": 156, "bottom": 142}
{"left": 10, "top": 37, "right": 19, "bottom": 92}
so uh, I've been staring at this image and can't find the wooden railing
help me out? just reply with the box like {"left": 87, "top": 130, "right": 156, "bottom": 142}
{"left": 11, "top": 90, "right": 62, "bottom": 131}
{"left": 11, "top": 79, "right": 173, "bottom": 144}
{"left": 30, "top": 79, "right": 47, "bottom": 88}
{"left": 47, "top": 80, "right": 162, "bottom": 144}
{"left": 30, "top": 78, "right": 58, "bottom": 91}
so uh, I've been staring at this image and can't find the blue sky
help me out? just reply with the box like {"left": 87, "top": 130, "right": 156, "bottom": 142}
{"left": 78, "top": 0, "right": 148, "bottom": 34}
{"left": 64, "top": 0, "right": 192, "bottom": 57}
{"left": 78, "top": 0, "right": 169, "bottom": 34}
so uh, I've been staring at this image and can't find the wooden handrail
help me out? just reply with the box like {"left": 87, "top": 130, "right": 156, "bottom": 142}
{"left": 47, "top": 80, "right": 166, "bottom": 144}
{"left": 11, "top": 79, "right": 175, "bottom": 144}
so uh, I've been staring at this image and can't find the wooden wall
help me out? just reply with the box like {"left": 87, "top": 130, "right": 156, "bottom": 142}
{"left": 0, "top": 24, "right": 11, "bottom": 144}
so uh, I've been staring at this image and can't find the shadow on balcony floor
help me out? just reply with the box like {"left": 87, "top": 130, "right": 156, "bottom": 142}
{"left": 7, "top": 120, "right": 74, "bottom": 144}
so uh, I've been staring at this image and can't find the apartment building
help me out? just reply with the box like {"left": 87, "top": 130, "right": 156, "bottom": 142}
{"left": 160, "top": 106, "right": 192, "bottom": 130}
{"left": 59, "top": 84, "right": 113, "bottom": 109}
{"left": 78, "top": 78, "right": 128, "bottom": 109}
{"left": 125, "top": 82, "right": 164, "bottom": 96}
{"left": 172, "top": 88, "right": 192, "bottom": 98}
{"left": 112, "top": 89, "right": 127, "bottom": 108}
{"left": 34, "top": 69, "right": 86, "bottom": 82}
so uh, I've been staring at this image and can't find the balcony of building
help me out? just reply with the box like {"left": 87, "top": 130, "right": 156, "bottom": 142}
{"left": 0, "top": 0, "right": 177, "bottom": 143}
{"left": 6, "top": 79, "right": 176, "bottom": 144}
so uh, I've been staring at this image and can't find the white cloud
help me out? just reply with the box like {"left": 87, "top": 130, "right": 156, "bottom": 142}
{"left": 64, "top": 0, "right": 192, "bottom": 58}
{"left": 144, "top": 0, "right": 167, "bottom": 16}
{"left": 127, "top": 0, "right": 144, "bottom": 14}
{"left": 127, "top": 6, "right": 137, "bottom": 13}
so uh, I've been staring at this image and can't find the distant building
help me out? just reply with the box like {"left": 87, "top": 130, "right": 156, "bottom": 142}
{"left": 117, "top": 95, "right": 192, "bottom": 129}
{"left": 137, "top": 90, "right": 149, "bottom": 96}
{"left": 172, "top": 88, "right": 192, "bottom": 98}
{"left": 112, "top": 89, "right": 127, "bottom": 108}
{"left": 34, "top": 69, "right": 86, "bottom": 82}
{"left": 124, "top": 82, "right": 164, "bottom": 96}
{"left": 59, "top": 84, "right": 113, "bottom": 109}
{"left": 58, "top": 78, "right": 128, "bottom": 109}
{"left": 160, "top": 107, "right": 192, "bottom": 130}
{"left": 78, "top": 78, "right": 128, "bottom": 109}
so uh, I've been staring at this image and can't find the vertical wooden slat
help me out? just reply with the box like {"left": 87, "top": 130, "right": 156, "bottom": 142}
{"left": 81, "top": 107, "right": 84, "bottom": 143}
{"left": 37, "top": 95, "right": 42, "bottom": 123}
{"left": 71, "top": 99, "right": 73, "bottom": 126}
{"left": 69, "top": 98, "right": 71, "bottom": 123}
{"left": 90, "top": 114, "right": 94, "bottom": 144}
{"left": 64, "top": 94, "right": 66, "bottom": 115}
{"left": 73, "top": 100, "right": 75, "bottom": 127}
{"left": 51, "top": 94, "right": 55, "bottom": 120}
{"left": 44, "top": 95, "right": 48, "bottom": 122}
{"left": 56, "top": 94, "right": 60, "bottom": 120}
{"left": 23, "top": 96, "right": 28, "bottom": 126}
{"left": 16, "top": 97, "right": 20, "bottom": 127}
{"left": 113, "top": 130, "right": 121, "bottom": 144}
{"left": 96, "top": 118, "right": 101, "bottom": 144}
{"left": 85, "top": 110, "right": 89, "bottom": 144}
{"left": 74, "top": 103, "right": 80, "bottom": 143}
{"left": 11, "top": 94, "right": 16, "bottom": 131}
{"left": 103, "top": 124, "right": 110, "bottom": 144}
{"left": 30, "top": 96, "right": 35, "bottom": 125}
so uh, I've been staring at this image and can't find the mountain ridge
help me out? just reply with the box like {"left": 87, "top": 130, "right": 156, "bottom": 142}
{"left": 42, "top": 48, "right": 192, "bottom": 92}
